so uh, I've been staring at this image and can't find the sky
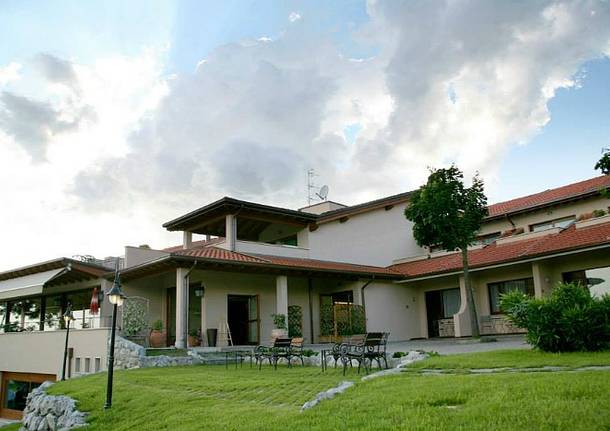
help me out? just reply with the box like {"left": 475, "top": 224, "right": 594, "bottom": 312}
{"left": 1, "top": 0, "right": 610, "bottom": 270}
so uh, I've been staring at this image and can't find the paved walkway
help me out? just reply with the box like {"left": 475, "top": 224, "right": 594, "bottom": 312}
{"left": 386, "top": 334, "right": 529, "bottom": 355}
{"left": 0, "top": 418, "right": 18, "bottom": 427}
{"left": 309, "top": 334, "right": 529, "bottom": 355}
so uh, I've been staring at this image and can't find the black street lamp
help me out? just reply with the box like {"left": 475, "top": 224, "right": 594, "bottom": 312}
{"left": 104, "top": 260, "right": 125, "bottom": 410}
{"left": 61, "top": 304, "right": 74, "bottom": 381}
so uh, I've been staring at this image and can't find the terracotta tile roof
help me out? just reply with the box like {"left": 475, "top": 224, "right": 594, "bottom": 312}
{"left": 174, "top": 246, "right": 268, "bottom": 264}
{"left": 392, "top": 220, "right": 610, "bottom": 278}
{"left": 170, "top": 245, "right": 398, "bottom": 276}
{"left": 487, "top": 175, "right": 610, "bottom": 218}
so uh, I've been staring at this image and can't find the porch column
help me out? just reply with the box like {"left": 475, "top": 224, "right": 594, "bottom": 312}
{"left": 276, "top": 275, "right": 288, "bottom": 317}
{"left": 453, "top": 275, "right": 472, "bottom": 337}
{"left": 531, "top": 262, "right": 550, "bottom": 298}
{"left": 183, "top": 231, "right": 192, "bottom": 249}
{"left": 175, "top": 268, "right": 189, "bottom": 348}
{"left": 226, "top": 214, "right": 236, "bottom": 251}
{"left": 100, "top": 279, "right": 113, "bottom": 328}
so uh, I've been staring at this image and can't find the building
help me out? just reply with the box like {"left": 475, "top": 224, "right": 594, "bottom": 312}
{"left": 1, "top": 175, "right": 610, "bottom": 418}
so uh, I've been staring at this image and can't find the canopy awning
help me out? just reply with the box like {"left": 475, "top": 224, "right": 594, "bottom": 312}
{"left": 0, "top": 268, "right": 67, "bottom": 300}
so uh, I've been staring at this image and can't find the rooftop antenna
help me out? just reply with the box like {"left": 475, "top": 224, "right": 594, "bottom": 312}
{"left": 316, "top": 184, "right": 329, "bottom": 201}
{"left": 307, "top": 168, "right": 329, "bottom": 205}
{"left": 307, "top": 168, "right": 318, "bottom": 205}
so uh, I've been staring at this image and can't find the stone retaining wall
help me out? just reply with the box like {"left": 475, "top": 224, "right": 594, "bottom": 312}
{"left": 20, "top": 382, "right": 86, "bottom": 431}
{"left": 112, "top": 336, "right": 201, "bottom": 369}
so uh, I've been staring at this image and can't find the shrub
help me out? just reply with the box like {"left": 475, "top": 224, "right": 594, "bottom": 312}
{"left": 271, "top": 313, "right": 287, "bottom": 330}
{"left": 288, "top": 305, "right": 303, "bottom": 337}
{"left": 500, "top": 282, "right": 610, "bottom": 352}
{"left": 302, "top": 349, "right": 319, "bottom": 357}
{"left": 151, "top": 319, "right": 163, "bottom": 331}
{"left": 392, "top": 351, "right": 406, "bottom": 359}
{"left": 592, "top": 209, "right": 607, "bottom": 218}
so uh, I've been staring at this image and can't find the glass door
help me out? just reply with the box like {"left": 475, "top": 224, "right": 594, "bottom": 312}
{"left": 247, "top": 295, "right": 259, "bottom": 344}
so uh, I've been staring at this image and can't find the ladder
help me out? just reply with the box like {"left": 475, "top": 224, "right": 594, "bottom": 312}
{"left": 218, "top": 319, "right": 233, "bottom": 346}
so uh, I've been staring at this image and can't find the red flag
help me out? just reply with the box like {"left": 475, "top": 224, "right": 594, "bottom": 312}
{"left": 90, "top": 287, "right": 99, "bottom": 315}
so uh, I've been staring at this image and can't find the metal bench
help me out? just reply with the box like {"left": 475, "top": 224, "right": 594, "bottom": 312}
{"left": 338, "top": 332, "right": 389, "bottom": 375}
{"left": 255, "top": 337, "right": 304, "bottom": 370}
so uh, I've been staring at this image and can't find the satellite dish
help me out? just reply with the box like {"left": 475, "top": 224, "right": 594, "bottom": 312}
{"left": 316, "top": 185, "right": 329, "bottom": 201}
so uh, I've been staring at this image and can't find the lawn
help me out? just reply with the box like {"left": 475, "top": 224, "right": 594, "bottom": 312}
{"left": 406, "top": 348, "right": 610, "bottom": 370}
{"left": 3, "top": 349, "right": 610, "bottom": 430}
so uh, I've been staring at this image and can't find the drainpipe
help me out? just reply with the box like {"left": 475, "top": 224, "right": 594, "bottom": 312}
{"left": 308, "top": 278, "right": 314, "bottom": 343}
{"left": 183, "top": 261, "right": 197, "bottom": 346}
{"left": 361, "top": 277, "right": 375, "bottom": 331}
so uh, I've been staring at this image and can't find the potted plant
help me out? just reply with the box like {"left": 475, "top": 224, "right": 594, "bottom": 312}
{"left": 149, "top": 319, "right": 166, "bottom": 348}
{"left": 271, "top": 313, "right": 288, "bottom": 339}
{"left": 188, "top": 329, "right": 201, "bottom": 347}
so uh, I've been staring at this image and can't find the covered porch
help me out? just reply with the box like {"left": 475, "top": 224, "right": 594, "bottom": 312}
{"left": 117, "top": 254, "right": 398, "bottom": 349}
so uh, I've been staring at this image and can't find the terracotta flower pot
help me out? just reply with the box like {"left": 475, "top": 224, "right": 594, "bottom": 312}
{"left": 188, "top": 335, "right": 201, "bottom": 347}
{"left": 149, "top": 330, "right": 166, "bottom": 348}
{"left": 271, "top": 328, "right": 288, "bottom": 340}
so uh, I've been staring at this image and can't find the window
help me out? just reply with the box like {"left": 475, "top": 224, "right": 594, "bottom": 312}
{"left": 563, "top": 266, "right": 610, "bottom": 298}
{"left": 3, "top": 380, "right": 41, "bottom": 412}
{"left": 488, "top": 278, "right": 534, "bottom": 314}
{"left": 530, "top": 216, "right": 575, "bottom": 232}
{"left": 85, "top": 358, "right": 91, "bottom": 373}
{"left": 441, "top": 289, "right": 461, "bottom": 318}
{"left": 5, "top": 298, "right": 41, "bottom": 332}
{"left": 95, "top": 357, "right": 101, "bottom": 372}
{"left": 475, "top": 232, "right": 501, "bottom": 246}
{"left": 43, "top": 295, "right": 64, "bottom": 331}
{"left": 75, "top": 358, "right": 81, "bottom": 373}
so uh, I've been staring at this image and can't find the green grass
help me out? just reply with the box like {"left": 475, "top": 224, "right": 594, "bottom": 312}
{"left": 145, "top": 348, "right": 189, "bottom": 357}
{"left": 406, "top": 349, "right": 610, "bottom": 370}
{"left": 6, "top": 350, "right": 610, "bottom": 430}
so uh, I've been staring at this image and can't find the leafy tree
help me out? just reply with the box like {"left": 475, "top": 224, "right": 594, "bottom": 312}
{"left": 405, "top": 165, "right": 488, "bottom": 337}
{"left": 595, "top": 149, "right": 610, "bottom": 175}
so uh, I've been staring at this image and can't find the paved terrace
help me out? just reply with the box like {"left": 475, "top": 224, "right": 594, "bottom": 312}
{"left": 307, "top": 334, "right": 529, "bottom": 355}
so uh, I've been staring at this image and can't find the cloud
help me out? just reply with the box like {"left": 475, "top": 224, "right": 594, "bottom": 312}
{"left": 0, "top": 91, "right": 94, "bottom": 161}
{"left": 358, "top": 0, "right": 610, "bottom": 188}
{"left": 0, "top": 54, "right": 98, "bottom": 161}
{"left": 289, "top": 12, "right": 302, "bottom": 22}
{"left": 0, "top": 62, "right": 21, "bottom": 86}
{"left": 71, "top": 30, "right": 351, "bottom": 209}
{"left": 33, "top": 53, "right": 79, "bottom": 90}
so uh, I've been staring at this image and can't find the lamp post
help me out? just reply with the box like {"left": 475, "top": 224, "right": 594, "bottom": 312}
{"left": 61, "top": 305, "right": 74, "bottom": 381}
{"left": 104, "top": 260, "right": 125, "bottom": 410}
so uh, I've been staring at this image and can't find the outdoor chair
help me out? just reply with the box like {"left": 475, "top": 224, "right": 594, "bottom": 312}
{"left": 288, "top": 337, "right": 305, "bottom": 367}
{"left": 362, "top": 332, "right": 389, "bottom": 370}
{"left": 255, "top": 338, "right": 292, "bottom": 370}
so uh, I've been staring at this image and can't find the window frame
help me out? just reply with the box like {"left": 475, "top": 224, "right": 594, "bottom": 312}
{"left": 487, "top": 277, "right": 534, "bottom": 315}
{"left": 529, "top": 215, "right": 575, "bottom": 233}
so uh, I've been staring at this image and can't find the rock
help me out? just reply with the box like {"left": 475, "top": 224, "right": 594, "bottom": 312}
{"left": 45, "top": 413, "right": 57, "bottom": 431}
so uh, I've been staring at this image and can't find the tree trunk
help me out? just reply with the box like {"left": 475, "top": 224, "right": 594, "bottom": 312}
{"left": 462, "top": 247, "right": 480, "bottom": 338}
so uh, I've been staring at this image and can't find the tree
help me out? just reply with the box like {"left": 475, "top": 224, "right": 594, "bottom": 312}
{"left": 595, "top": 148, "right": 610, "bottom": 175}
{"left": 405, "top": 165, "right": 488, "bottom": 337}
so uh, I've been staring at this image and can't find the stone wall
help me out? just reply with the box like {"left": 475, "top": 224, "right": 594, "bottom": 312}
{"left": 112, "top": 335, "right": 201, "bottom": 369}
{"left": 20, "top": 382, "right": 86, "bottom": 431}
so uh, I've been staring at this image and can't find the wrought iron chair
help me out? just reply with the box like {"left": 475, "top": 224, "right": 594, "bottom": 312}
{"left": 255, "top": 338, "right": 292, "bottom": 370}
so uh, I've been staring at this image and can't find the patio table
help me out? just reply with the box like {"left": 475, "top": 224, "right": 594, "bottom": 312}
{"left": 224, "top": 349, "right": 254, "bottom": 369}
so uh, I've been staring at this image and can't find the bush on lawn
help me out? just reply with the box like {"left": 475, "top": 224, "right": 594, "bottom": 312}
{"left": 500, "top": 282, "right": 610, "bottom": 352}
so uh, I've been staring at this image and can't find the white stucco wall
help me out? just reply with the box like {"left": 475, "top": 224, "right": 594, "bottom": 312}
{"left": 308, "top": 203, "right": 424, "bottom": 266}
{"left": 0, "top": 328, "right": 110, "bottom": 377}
{"left": 362, "top": 281, "right": 421, "bottom": 341}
